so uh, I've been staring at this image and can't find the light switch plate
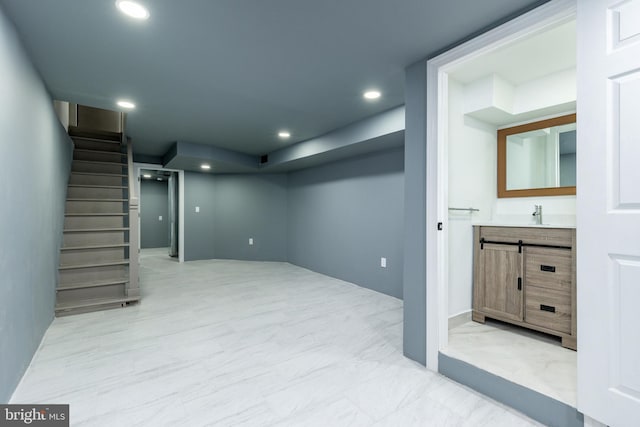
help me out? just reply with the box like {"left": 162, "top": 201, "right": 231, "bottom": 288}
{"left": 195, "top": 206, "right": 200, "bottom": 213}
{"left": 159, "top": 216, "right": 163, "bottom": 221}
{"left": 381, "top": 257, "right": 387, "bottom": 268}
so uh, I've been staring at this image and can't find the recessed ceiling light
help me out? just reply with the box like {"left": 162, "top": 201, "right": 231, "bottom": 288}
{"left": 117, "top": 100, "right": 136, "bottom": 109}
{"left": 278, "top": 131, "right": 291, "bottom": 138}
{"left": 143, "top": 174, "right": 151, "bottom": 178}
{"left": 156, "top": 177, "right": 162, "bottom": 181}
{"left": 201, "top": 164, "right": 211, "bottom": 170}
{"left": 363, "top": 90, "right": 381, "bottom": 100}
{"left": 116, "top": 0, "right": 149, "bottom": 20}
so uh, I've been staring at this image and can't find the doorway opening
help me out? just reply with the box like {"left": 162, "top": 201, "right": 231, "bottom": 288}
{"left": 135, "top": 164, "right": 185, "bottom": 263}
{"left": 139, "top": 169, "right": 178, "bottom": 258}
{"left": 425, "top": 0, "right": 578, "bottom": 409}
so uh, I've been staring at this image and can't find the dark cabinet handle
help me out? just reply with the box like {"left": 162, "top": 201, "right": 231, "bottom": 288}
{"left": 540, "top": 304, "right": 556, "bottom": 313}
{"left": 517, "top": 277, "right": 522, "bottom": 290}
{"left": 540, "top": 265, "right": 556, "bottom": 272}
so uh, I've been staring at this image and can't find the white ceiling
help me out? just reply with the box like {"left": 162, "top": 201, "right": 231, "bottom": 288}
{"left": 448, "top": 19, "right": 576, "bottom": 85}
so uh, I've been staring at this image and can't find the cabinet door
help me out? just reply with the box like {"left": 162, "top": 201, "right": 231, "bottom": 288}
{"left": 477, "top": 243, "right": 523, "bottom": 321}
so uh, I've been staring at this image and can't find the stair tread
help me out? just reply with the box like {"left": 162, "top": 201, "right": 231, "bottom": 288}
{"left": 61, "top": 243, "right": 130, "bottom": 251}
{"left": 72, "top": 172, "right": 128, "bottom": 177}
{"left": 68, "top": 184, "right": 128, "bottom": 189}
{"left": 73, "top": 159, "right": 126, "bottom": 166}
{"left": 64, "top": 227, "right": 129, "bottom": 232}
{"left": 59, "top": 260, "right": 129, "bottom": 270}
{"left": 66, "top": 198, "right": 128, "bottom": 201}
{"left": 57, "top": 278, "right": 129, "bottom": 291}
{"left": 74, "top": 148, "right": 126, "bottom": 156}
{"left": 55, "top": 296, "right": 139, "bottom": 311}
{"left": 65, "top": 212, "right": 128, "bottom": 216}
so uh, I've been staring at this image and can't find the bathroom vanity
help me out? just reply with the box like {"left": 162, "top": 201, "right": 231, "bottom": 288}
{"left": 472, "top": 225, "right": 577, "bottom": 350}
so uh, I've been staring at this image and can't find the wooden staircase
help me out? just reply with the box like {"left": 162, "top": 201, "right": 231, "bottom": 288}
{"left": 56, "top": 129, "right": 140, "bottom": 316}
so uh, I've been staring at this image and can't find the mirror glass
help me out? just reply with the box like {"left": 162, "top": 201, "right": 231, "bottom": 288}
{"left": 506, "top": 123, "right": 576, "bottom": 190}
{"left": 497, "top": 114, "right": 576, "bottom": 198}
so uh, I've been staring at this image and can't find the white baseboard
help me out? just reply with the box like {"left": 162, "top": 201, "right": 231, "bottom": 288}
{"left": 448, "top": 310, "right": 472, "bottom": 330}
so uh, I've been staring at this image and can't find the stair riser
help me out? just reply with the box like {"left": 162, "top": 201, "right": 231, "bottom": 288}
{"left": 65, "top": 200, "right": 127, "bottom": 213}
{"left": 72, "top": 161, "right": 126, "bottom": 174}
{"left": 58, "top": 264, "right": 128, "bottom": 286}
{"left": 74, "top": 151, "right": 126, "bottom": 163}
{"left": 60, "top": 248, "right": 127, "bottom": 266}
{"left": 63, "top": 230, "right": 126, "bottom": 247}
{"left": 56, "top": 284, "right": 127, "bottom": 304}
{"left": 69, "top": 127, "right": 121, "bottom": 141}
{"left": 64, "top": 216, "right": 125, "bottom": 229}
{"left": 69, "top": 174, "right": 125, "bottom": 186}
{"left": 67, "top": 187, "right": 127, "bottom": 199}
{"left": 72, "top": 138, "right": 123, "bottom": 152}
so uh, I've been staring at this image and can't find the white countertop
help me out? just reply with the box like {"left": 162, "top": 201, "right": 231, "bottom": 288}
{"left": 471, "top": 222, "right": 576, "bottom": 229}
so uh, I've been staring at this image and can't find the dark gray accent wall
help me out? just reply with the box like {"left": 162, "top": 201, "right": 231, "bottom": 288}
{"left": 287, "top": 148, "right": 404, "bottom": 299}
{"left": 184, "top": 172, "right": 288, "bottom": 262}
{"left": 439, "top": 353, "right": 584, "bottom": 427}
{"left": 0, "top": 7, "right": 73, "bottom": 403}
{"left": 140, "top": 180, "right": 169, "bottom": 249}
{"left": 402, "top": 60, "right": 428, "bottom": 365}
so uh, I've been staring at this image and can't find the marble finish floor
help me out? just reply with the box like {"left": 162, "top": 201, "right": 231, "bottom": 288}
{"left": 444, "top": 319, "right": 577, "bottom": 406}
{"left": 11, "top": 249, "right": 542, "bottom": 426}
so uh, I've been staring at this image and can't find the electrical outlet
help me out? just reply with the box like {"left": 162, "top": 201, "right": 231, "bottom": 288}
{"left": 158, "top": 215, "right": 163, "bottom": 221}
{"left": 381, "top": 257, "right": 387, "bottom": 268}
{"left": 249, "top": 238, "right": 254, "bottom": 245}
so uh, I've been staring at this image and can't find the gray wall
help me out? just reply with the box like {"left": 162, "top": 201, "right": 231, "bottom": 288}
{"left": 287, "top": 148, "right": 404, "bottom": 299}
{"left": 0, "top": 8, "right": 73, "bottom": 403}
{"left": 182, "top": 153, "right": 404, "bottom": 300}
{"left": 184, "top": 172, "right": 288, "bottom": 262}
{"left": 140, "top": 180, "right": 169, "bottom": 249}
{"left": 402, "top": 60, "right": 428, "bottom": 365}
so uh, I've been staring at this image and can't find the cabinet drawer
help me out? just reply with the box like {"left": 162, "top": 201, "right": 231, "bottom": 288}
{"left": 478, "top": 226, "right": 573, "bottom": 247}
{"left": 525, "top": 285, "right": 571, "bottom": 334}
{"left": 524, "top": 247, "right": 572, "bottom": 292}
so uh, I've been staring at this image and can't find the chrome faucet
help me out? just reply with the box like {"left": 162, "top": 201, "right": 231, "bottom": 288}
{"left": 532, "top": 205, "right": 543, "bottom": 225}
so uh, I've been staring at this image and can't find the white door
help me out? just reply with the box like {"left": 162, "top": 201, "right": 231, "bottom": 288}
{"left": 577, "top": 0, "right": 640, "bottom": 425}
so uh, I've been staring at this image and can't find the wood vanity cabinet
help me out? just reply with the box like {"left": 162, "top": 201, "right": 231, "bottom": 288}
{"left": 472, "top": 226, "right": 577, "bottom": 350}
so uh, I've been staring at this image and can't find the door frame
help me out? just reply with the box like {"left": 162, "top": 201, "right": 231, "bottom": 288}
{"left": 134, "top": 163, "right": 185, "bottom": 263}
{"left": 424, "top": 0, "right": 576, "bottom": 371}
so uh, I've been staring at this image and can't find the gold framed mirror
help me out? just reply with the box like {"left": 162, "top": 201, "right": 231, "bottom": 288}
{"left": 498, "top": 113, "right": 576, "bottom": 198}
